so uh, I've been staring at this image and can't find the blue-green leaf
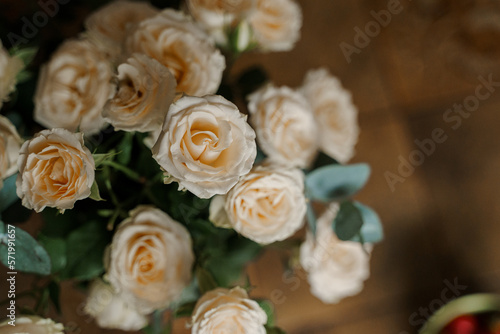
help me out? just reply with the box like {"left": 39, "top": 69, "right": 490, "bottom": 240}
{"left": 351, "top": 202, "right": 384, "bottom": 243}
{"left": 0, "top": 174, "right": 19, "bottom": 212}
{"left": 333, "top": 201, "right": 364, "bottom": 241}
{"left": 0, "top": 222, "right": 51, "bottom": 275}
{"left": 305, "top": 164, "right": 371, "bottom": 202}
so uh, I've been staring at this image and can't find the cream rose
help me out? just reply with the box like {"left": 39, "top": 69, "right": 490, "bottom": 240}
{"left": 248, "top": 84, "right": 318, "bottom": 168}
{"left": 125, "top": 9, "right": 225, "bottom": 96}
{"left": 85, "top": 0, "right": 159, "bottom": 61}
{"left": 0, "top": 41, "right": 24, "bottom": 109}
{"left": 186, "top": 0, "right": 254, "bottom": 45}
{"left": 0, "top": 316, "right": 64, "bottom": 334}
{"left": 107, "top": 206, "right": 194, "bottom": 314}
{"left": 34, "top": 39, "right": 113, "bottom": 135}
{"left": 16, "top": 128, "right": 95, "bottom": 212}
{"left": 84, "top": 279, "right": 148, "bottom": 331}
{"left": 248, "top": 0, "right": 302, "bottom": 51}
{"left": 301, "top": 68, "right": 359, "bottom": 163}
{"left": 192, "top": 287, "right": 267, "bottom": 334}
{"left": 103, "top": 54, "right": 176, "bottom": 132}
{"left": 211, "top": 164, "right": 306, "bottom": 244}
{"left": 152, "top": 95, "right": 257, "bottom": 199}
{"left": 0, "top": 115, "right": 22, "bottom": 190}
{"left": 300, "top": 203, "right": 371, "bottom": 304}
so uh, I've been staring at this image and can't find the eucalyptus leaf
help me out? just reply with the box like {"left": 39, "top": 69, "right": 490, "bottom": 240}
{"left": 305, "top": 163, "right": 371, "bottom": 202}
{"left": 0, "top": 174, "right": 19, "bottom": 212}
{"left": 350, "top": 202, "right": 384, "bottom": 243}
{"left": 333, "top": 201, "right": 364, "bottom": 241}
{"left": 0, "top": 222, "right": 51, "bottom": 275}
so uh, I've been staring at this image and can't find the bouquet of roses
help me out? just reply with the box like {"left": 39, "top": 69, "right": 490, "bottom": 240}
{"left": 0, "top": 1, "right": 383, "bottom": 333}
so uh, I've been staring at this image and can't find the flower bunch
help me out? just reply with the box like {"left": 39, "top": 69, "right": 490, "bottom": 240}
{"left": 0, "top": 1, "right": 383, "bottom": 333}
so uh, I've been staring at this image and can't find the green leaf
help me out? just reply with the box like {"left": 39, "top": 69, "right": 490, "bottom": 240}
{"left": 333, "top": 201, "right": 364, "bottom": 241}
{"left": 196, "top": 267, "right": 218, "bottom": 294}
{"left": 38, "top": 235, "right": 66, "bottom": 273}
{"left": 117, "top": 132, "right": 134, "bottom": 165}
{"left": 0, "top": 174, "right": 19, "bottom": 212}
{"left": 16, "top": 70, "right": 32, "bottom": 84}
{"left": 41, "top": 209, "right": 78, "bottom": 238}
{"left": 350, "top": 202, "right": 384, "bottom": 243}
{"left": 305, "top": 163, "right": 371, "bottom": 202}
{"left": 265, "top": 326, "right": 287, "bottom": 334}
{"left": 92, "top": 151, "right": 117, "bottom": 168}
{"left": 174, "top": 301, "right": 197, "bottom": 318}
{"left": 62, "top": 221, "right": 109, "bottom": 280}
{"left": 0, "top": 222, "right": 51, "bottom": 275}
{"left": 257, "top": 300, "right": 275, "bottom": 327}
{"left": 89, "top": 180, "right": 105, "bottom": 201}
{"left": 48, "top": 281, "right": 61, "bottom": 314}
{"left": 12, "top": 47, "right": 38, "bottom": 66}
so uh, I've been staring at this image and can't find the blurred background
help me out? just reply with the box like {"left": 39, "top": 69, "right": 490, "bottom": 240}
{"left": 1, "top": 0, "right": 500, "bottom": 333}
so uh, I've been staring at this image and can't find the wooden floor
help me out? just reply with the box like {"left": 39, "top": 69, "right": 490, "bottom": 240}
{"left": 3, "top": 0, "right": 500, "bottom": 333}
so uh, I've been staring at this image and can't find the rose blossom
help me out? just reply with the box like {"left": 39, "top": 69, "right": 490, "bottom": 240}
{"left": 125, "top": 9, "right": 225, "bottom": 96}
{"left": 0, "top": 41, "right": 24, "bottom": 109}
{"left": 16, "top": 128, "right": 95, "bottom": 212}
{"left": 248, "top": 0, "right": 302, "bottom": 51}
{"left": 85, "top": 0, "right": 159, "bottom": 61}
{"left": 34, "top": 39, "right": 114, "bottom": 135}
{"left": 248, "top": 84, "right": 318, "bottom": 168}
{"left": 103, "top": 53, "right": 176, "bottom": 132}
{"left": 301, "top": 68, "right": 359, "bottom": 163}
{"left": 300, "top": 203, "right": 371, "bottom": 304}
{"left": 192, "top": 287, "right": 267, "bottom": 334}
{"left": 0, "top": 115, "right": 22, "bottom": 190}
{"left": 210, "top": 163, "right": 306, "bottom": 244}
{"left": 0, "top": 316, "right": 64, "bottom": 334}
{"left": 107, "top": 206, "right": 194, "bottom": 314}
{"left": 84, "top": 278, "right": 148, "bottom": 331}
{"left": 152, "top": 95, "right": 257, "bottom": 199}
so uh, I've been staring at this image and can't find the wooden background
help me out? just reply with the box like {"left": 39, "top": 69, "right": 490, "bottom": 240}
{"left": 2, "top": 0, "right": 500, "bottom": 333}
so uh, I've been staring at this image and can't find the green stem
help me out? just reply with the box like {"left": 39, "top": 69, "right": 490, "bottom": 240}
{"left": 101, "top": 160, "right": 143, "bottom": 183}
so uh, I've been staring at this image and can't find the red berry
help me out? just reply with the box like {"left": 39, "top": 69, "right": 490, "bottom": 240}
{"left": 443, "top": 315, "right": 478, "bottom": 334}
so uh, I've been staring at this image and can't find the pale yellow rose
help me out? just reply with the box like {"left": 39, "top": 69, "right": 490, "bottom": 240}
{"left": 300, "top": 203, "right": 371, "bottom": 304}
{"left": 16, "top": 128, "right": 95, "bottom": 212}
{"left": 34, "top": 39, "right": 114, "bottom": 135}
{"left": 0, "top": 316, "right": 64, "bottom": 334}
{"left": 248, "top": 0, "right": 302, "bottom": 51}
{"left": 103, "top": 53, "right": 176, "bottom": 132}
{"left": 107, "top": 206, "right": 194, "bottom": 314}
{"left": 84, "top": 279, "right": 148, "bottom": 331}
{"left": 301, "top": 68, "right": 359, "bottom": 163}
{"left": 0, "top": 115, "right": 22, "bottom": 190}
{"left": 152, "top": 95, "right": 257, "bottom": 199}
{"left": 125, "top": 9, "right": 225, "bottom": 96}
{"left": 211, "top": 163, "right": 306, "bottom": 244}
{"left": 247, "top": 84, "right": 318, "bottom": 168}
{"left": 0, "top": 41, "right": 24, "bottom": 109}
{"left": 84, "top": 0, "right": 159, "bottom": 61}
{"left": 192, "top": 287, "right": 267, "bottom": 334}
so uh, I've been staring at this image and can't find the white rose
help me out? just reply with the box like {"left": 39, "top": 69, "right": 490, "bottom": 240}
{"left": 0, "top": 316, "right": 64, "bottom": 334}
{"left": 84, "top": 0, "right": 159, "bottom": 61}
{"left": 125, "top": 9, "right": 226, "bottom": 96}
{"left": 248, "top": 0, "right": 302, "bottom": 51}
{"left": 84, "top": 279, "right": 148, "bottom": 331}
{"left": 0, "top": 41, "right": 24, "bottom": 109}
{"left": 247, "top": 84, "right": 318, "bottom": 168}
{"left": 0, "top": 115, "right": 22, "bottom": 190}
{"left": 107, "top": 206, "right": 194, "bottom": 314}
{"left": 192, "top": 287, "right": 267, "bottom": 334}
{"left": 211, "top": 163, "right": 306, "bottom": 244}
{"left": 103, "top": 54, "right": 176, "bottom": 132}
{"left": 152, "top": 95, "right": 257, "bottom": 199}
{"left": 300, "top": 203, "right": 371, "bottom": 304}
{"left": 16, "top": 128, "right": 95, "bottom": 213}
{"left": 186, "top": 0, "right": 254, "bottom": 45}
{"left": 301, "top": 68, "right": 359, "bottom": 163}
{"left": 34, "top": 39, "right": 114, "bottom": 135}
